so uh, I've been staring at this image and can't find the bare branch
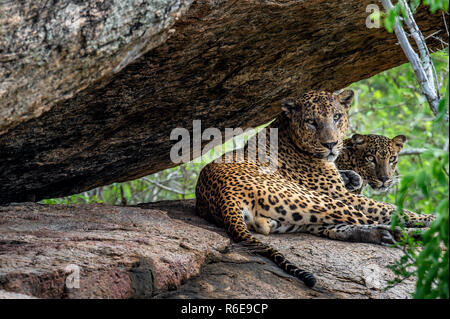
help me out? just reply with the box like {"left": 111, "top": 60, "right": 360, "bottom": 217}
{"left": 399, "top": 0, "right": 440, "bottom": 100}
{"left": 399, "top": 148, "right": 427, "bottom": 156}
{"left": 381, "top": 0, "right": 442, "bottom": 117}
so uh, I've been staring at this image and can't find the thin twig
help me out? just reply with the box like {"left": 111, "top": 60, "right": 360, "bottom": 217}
{"left": 142, "top": 177, "right": 186, "bottom": 195}
{"left": 402, "top": 245, "right": 417, "bottom": 264}
{"left": 442, "top": 11, "right": 449, "bottom": 37}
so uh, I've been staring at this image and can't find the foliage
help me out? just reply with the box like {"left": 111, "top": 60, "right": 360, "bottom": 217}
{"left": 422, "top": 0, "right": 449, "bottom": 13}
{"left": 377, "top": 0, "right": 449, "bottom": 299}
{"left": 384, "top": 0, "right": 449, "bottom": 32}
{"left": 348, "top": 50, "right": 449, "bottom": 212}
{"left": 348, "top": 51, "right": 448, "bottom": 300}
{"left": 384, "top": 75, "right": 448, "bottom": 298}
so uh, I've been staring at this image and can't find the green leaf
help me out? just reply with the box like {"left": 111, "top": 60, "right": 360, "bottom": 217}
{"left": 416, "top": 170, "right": 429, "bottom": 197}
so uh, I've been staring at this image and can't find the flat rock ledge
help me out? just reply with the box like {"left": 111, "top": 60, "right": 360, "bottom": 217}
{"left": 0, "top": 200, "right": 414, "bottom": 299}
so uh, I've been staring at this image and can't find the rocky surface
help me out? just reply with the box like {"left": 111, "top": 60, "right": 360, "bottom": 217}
{"left": 0, "top": 1, "right": 446, "bottom": 204}
{"left": 0, "top": 200, "right": 415, "bottom": 299}
{"left": 0, "top": 0, "right": 193, "bottom": 134}
{"left": 0, "top": 290, "right": 37, "bottom": 299}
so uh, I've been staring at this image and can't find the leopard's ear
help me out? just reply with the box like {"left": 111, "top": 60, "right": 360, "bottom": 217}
{"left": 337, "top": 90, "right": 354, "bottom": 110}
{"left": 281, "top": 99, "right": 296, "bottom": 118}
{"left": 392, "top": 135, "right": 407, "bottom": 150}
{"left": 351, "top": 134, "right": 366, "bottom": 148}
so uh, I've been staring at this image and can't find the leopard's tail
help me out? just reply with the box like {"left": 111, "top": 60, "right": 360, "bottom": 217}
{"left": 224, "top": 211, "right": 317, "bottom": 288}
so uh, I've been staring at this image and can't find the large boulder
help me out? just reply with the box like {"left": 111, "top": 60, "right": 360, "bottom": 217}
{"left": 0, "top": 1, "right": 446, "bottom": 204}
{"left": 0, "top": 201, "right": 415, "bottom": 298}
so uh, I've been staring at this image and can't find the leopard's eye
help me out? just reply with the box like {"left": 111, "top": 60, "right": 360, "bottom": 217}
{"left": 389, "top": 156, "right": 397, "bottom": 163}
{"left": 366, "top": 155, "right": 375, "bottom": 163}
{"left": 333, "top": 113, "right": 342, "bottom": 122}
{"left": 305, "top": 118, "right": 316, "bottom": 127}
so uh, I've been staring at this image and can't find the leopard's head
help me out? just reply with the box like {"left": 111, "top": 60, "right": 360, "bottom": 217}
{"left": 346, "top": 134, "right": 406, "bottom": 192}
{"left": 281, "top": 90, "right": 354, "bottom": 161}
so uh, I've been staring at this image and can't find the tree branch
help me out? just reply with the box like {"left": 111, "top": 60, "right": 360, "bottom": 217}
{"left": 399, "top": 0, "right": 440, "bottom": 101}
{"left": 399, "top": 148, "right": 427, "bottom": 156}
{"left": 381, "top": 0, "right": 442, "bottom": 118}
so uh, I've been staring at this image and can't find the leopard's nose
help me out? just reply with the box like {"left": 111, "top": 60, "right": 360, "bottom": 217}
{"left": 321, "top": 141, "right": 337, "bottom": 150}
{"left": 379, "top": 176, "right": 389, "bottom": 183}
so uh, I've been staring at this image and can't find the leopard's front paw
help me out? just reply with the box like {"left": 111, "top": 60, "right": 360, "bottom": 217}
{"left": 349, "top": 225, "right": 398, "bottom": 245}
{"left": 339, "top": 170, "right": 363, "bottom": 192}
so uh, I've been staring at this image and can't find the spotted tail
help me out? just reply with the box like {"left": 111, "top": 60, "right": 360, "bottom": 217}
{"left": 225, "top": 215, "right": 317, "bottom": 288}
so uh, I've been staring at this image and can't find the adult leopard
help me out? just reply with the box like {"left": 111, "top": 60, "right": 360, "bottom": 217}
{"left": 336, "top": 134, "right": 406, "bottom": 194}
{"left": 195, "top": 90, "right": 434, "bottom": 288}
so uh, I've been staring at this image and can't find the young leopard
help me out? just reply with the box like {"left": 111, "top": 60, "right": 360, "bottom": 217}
{"left": 195, "top": 90, "right": 434, "bottom": 288}
{"left": 336, "top": 134, "right": 406, "bottom": 194}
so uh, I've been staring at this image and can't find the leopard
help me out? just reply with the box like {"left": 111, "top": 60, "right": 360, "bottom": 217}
{"left": 195, "top": 90, "right": 434, "bottom": 288}
{"left": 336, "top": 134, "right": 406, "bottom": 194}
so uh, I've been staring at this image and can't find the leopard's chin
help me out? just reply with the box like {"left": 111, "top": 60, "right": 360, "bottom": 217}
{"left": 326, "top": 153, "right": 338, "bottom": 162}
{"left": 369, "top": 183, "right": 392, "bottom": 195}
{"left": 314, "top": 149, "right": 338, "bottom": 162}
